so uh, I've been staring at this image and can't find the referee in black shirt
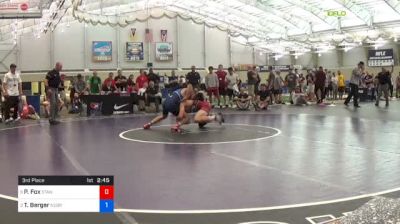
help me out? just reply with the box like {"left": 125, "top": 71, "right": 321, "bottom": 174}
{"left": 186, "top": 65, "right": 201, "bottom": 90}
{"left": 45, "top": 62, "right": 62, "bottom": 125}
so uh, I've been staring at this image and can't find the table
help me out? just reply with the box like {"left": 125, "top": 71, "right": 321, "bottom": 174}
{"left": 81, "top": 94, "right": 138, "bottom": 116}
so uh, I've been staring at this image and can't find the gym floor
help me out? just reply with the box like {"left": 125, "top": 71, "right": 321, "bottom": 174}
{"left": 1, "top": 101, "right": 399, "bottom": 224}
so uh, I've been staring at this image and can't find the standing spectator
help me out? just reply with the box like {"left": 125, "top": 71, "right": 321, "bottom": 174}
{"left": 102, "top": 72, "right": 117, "bottom": 93}
{"left": 216, "top": 64, "right": 228, "bottom": 108}
{"left": 306, "top": 70, "right": 315, "bottom": 101}
{"left": 298, "top": 73, "right": 306, "bottom": 93}
{"left": 148, "top": 68, "right": 160, "bottom": 87}
{"left": 285, "top": 70, "right": 298, "bottom": 104}
{"left": 375, "top": 67, "right": 391, "bottom": 107}
{"left": 337, "top": 71, "right": 346, "bottom": 100}
{"left": 314, "top": 66, "right": 326, "bottom": 104}
{"left": 344, "top": 62, "right": 364, "bottom": 108}
{"left": 114, "top": 69, "right": 127, "bottom": 91}
{"left": 59, "top": 74, "right": 67, "bottom": 111}
{"left": 186, "top": 66, "right": 201, "bottom": 90}
{"left": 396, "top": 72, "right": 400, "bottom": 98}
{"left": 325, "top": 71, "right": 333, "bottom": 100}
{"left": 267, "top": 69, "right": 275, "bottom": 104}
{"left": 389, "top": 71, "right": 394, "bottom": 98}
{"left": 127, "top": 75, "right": 136, "bottom": 94}
{"left": 169, "top": 70, "right": 178, "bottom": 84}
{"left": 226, "top": 67, "right": 239, "bottom": 107}
{"left": 45, "top": 62, "right": 62, "bottom": 125}
{"left": 331, "top": 72, "right": 338, "bottom": 100}
{"left": 273, "top": 70, "right": 284, "bottom": 104}
{"left": 2, "top": 64, "right": 22, "bottom": 123}
{"left": 247, "top": 66, "right": 258, "bottom": 100}
{"left": 88, "top": 71, "right": 102, "bottom": 94}
{"left": 74, "top": 74, "right": 88, "bottom": 96}
{"left": 364, "top": 72, "right": 374, "bottom": 101}
{"left": 136, "top": 69, "right": 149, "bottom": 90}
{"left": 205, "top": 66, "right": 219, "bottom": 106}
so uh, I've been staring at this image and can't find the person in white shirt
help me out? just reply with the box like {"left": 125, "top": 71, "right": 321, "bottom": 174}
{"left": 226, "top": 67, "right": 239, "bottom": 107}
{"left": 2, "top": 64, "right": 22, "bottom": 123}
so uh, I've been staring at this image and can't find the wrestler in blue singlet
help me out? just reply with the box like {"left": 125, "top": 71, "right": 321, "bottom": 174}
{"left": 162, "top": 88, "right": 184, "bottom": 116}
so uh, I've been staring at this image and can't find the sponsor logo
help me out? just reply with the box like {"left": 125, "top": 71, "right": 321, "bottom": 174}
{"left": 114, "top": 104, "right": 128, "bottom": 110}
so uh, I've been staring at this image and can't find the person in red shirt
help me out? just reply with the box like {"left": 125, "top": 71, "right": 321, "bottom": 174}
{"left": 102, "top": 72, "right": 117, "bottom": 93}
{"left": 136, "top": 69, "right": 149, "bottom": 90}
{"left": 216, "top": 64, "right": 228, "bottom": 108}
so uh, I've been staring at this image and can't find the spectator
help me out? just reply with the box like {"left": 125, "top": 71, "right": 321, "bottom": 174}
{"left": 127, "top": 75, "right": 136, "bottom": 94}
{"left": 2, "top": 63, "right": 22, "bottom": 123}
{"left": 315, "top": 66, "right": 326, "bottom": 104}
{"left": 136, "top": 69, "right": 149, "bottom": 90}
{"left": 226, "top": 67, "right": 239, "bottom": 107}
{"left": 102, "top": 72, "right": 117, "bottom": 93}
{"left": 375, "top": 67, "right": 391, "bottom": 107}
{"left": 273, "top": 70, "right": 284, "bottom": 104}
{"left": 59, "top": 74, "right": 67, "bottom": 111}
{"left": 389, "top": 71, "right": 394, "bottom": 98}
{"left": 169, "top": 70, "right": 178, "bottom": 84}
{"left": 363, "top": 72, "right": 374, "bottom": 101}
{"left": 69, "top": 76, "right": 75, "bottom": 106}
{"left": 331, "top": 72, "right": 338, "bottom": 100}
{"left": 0, "top": 78, "right": 3, "bottom": 121}
{"left": 45, "top": 62, "right": 62, "bottom": 125}
{"left": 306, "top": 70, "right": 315, "bottom": 101}
{"left": 148, "top": 68, "right": 160, "bottom": 86}
{"left": 234, "top": 88, "right": 251, "bottom": 110}
{"left": 74, "top": 74, "right": 88, "bottom": 96}
{"left": 298, "top": 72, "right": 306, "bottom": 93}
{"left": 337, "top": 71, "right": 346, "bottom": 100}
{"left": 145, "top": 81, "right": 162, "bottom": 113}
{"left": 255, "top": 84, "right": 269, "bottom": 110}
{"left": 325, "top": 71, "right": 333, "bottom": 100}
{"left": 396, "top": 72, "right": 400, "bottom": 98}
{"left": 20, "top": 96, "right": 40, "bottom": 120}
{"left": 88, "top": 71, "right": 102, "bottom": 94}
{"left": 114, "top": 69, "right": 127, "bottom": 91}
{"left": 205, "top": 66, "right": 219, "bottom": 107}
{"left": 216, "top": 64, "right": 228, "bottom": 108}
{"left": 267, "top": 68, "right": 275, "bottom": 104}
{"left": 186, "top": 66, "right": 201, "bottom": 89}
{"left": 247, "top": 66, "right": 258, "bottom": 99}
{"left": 344, "top": 62, "right": 364, "bottom": 108}
{"left": 285, "top": 69, "right": 298, "bottom": 104}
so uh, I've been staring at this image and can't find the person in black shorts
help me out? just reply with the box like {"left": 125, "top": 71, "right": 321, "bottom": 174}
{"left": 255, "top": 84, "right": 269, "bottom": 110}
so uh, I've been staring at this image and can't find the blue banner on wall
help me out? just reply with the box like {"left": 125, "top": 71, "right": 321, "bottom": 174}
{"left": 93, "top": 41, "right": 112, "bottom": 62}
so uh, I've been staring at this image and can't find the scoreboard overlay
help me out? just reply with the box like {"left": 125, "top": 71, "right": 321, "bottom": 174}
{"left": 18, "top": 176, "right": 114, "bottom": 213}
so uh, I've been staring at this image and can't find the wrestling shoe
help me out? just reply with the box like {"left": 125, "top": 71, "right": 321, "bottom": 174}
{"left": 215, "top": 112, "right": 225, "bottom": 125}
{"left": 170, "top": 124, "right": 182, "bottom": 133}
{"left": 143, "top": 123, "right": 151, "bottom": 129}
{"left": 198, "top": 122, "right": 207, "bottom": 129}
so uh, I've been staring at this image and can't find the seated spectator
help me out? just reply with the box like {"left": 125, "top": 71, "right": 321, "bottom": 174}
{"left": 102, "top": 72, "right": 117, "bottom": 94}
{"left": 145, "top": 81, "right": 162, "bottom": 113}
{"left": 293, "top": 93, "right": 308, "bottom": 106}
{"left": 115, "top": 69, "right": 127, "bottom": 91}
{"left": 234, "top": 88, "right": 251, "bottom": 110}
{"left": 127, "top": 75, "right": 136, "bottom": 94}
{"left": 255, "top": 84, "right": 269, "bottom": 110}
{"left": 20, "top": 96, "right": 40, "bottom": 120}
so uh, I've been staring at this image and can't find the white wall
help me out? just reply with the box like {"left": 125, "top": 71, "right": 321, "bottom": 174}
{"left": 205, "top": 26, "right": 230, "bottom": 67}
{"left": 20, "top": 32, "right": 51, "bottom": 71}
{"left": 231, "top": 41, "right": 254, "bottom": 65}
{"left": 0, "top": 44, "right": 17, "bottom": 73}
{"left": 296, "top": 53, "right": 315, "bottom": 68}
{"left": 318, "top": 50, "right": 339, "bottom": 69}
{"left": 177, "top": 18, "right": 204, "bottom": 68}
{"left": 53, "top": 22, "right": 85, "bottom": 70}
